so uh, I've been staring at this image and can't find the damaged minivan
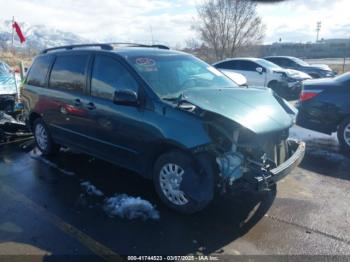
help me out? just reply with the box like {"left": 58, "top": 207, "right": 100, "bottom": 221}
{"left": 22, "top": 44, "right": 305, "bottom": 213}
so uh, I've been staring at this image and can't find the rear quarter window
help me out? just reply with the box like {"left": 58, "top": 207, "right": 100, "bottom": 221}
{"left": 26, "top": 55, "right": 53, "bottom": 87}
{"left": 49, "top": 54, "right": 89, "bottom": 93}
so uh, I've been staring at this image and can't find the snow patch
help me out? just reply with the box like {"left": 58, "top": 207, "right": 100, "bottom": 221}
{"left": 80, "top": 181, "right": 104, "bottom": 197}
{"left": 103, "top": 194, "right": 160, "bottom": 220}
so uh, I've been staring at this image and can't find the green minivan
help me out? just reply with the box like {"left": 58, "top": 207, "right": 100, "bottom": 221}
{"left": 22, "top": 43, "right": 305, "bottom": 213}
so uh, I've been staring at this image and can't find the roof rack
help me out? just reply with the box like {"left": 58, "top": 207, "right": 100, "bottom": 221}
{"left": 41, "top": 44, "right": 113, "bottom": 54}
{"left": 41, "top": 43, "right": 170, "bottom": 54}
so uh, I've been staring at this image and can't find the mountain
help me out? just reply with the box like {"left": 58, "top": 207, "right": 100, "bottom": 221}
{"left": 0, "top": 20, "right": 90, "bottom": 52}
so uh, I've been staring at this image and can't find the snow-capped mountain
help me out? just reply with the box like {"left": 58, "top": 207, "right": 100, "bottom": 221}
{"left": 0, "top": 20, "right": 90, "bottom": 51}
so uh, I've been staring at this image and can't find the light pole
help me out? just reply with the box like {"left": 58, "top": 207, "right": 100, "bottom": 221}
{"left": 316, "top": 21, "right": 321, "bottom": 43}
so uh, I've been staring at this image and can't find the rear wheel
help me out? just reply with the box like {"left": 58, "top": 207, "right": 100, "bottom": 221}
{"left": 337, "top": 118, "right": 350, "bottom": 152}
{"left": 33, "top": 118, "right": 59, "bottom": 155}
{"left": 153, "top": 150, "right": 213, "bottom": 213}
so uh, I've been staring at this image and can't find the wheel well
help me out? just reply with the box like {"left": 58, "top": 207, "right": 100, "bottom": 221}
{"left": 309, "top": 73, "right": 320, "bottom": 79}
{"left": 28, "top": 112, "right": 41, "bottom": 130}
{"left": 267, "top": 80, "right": 279, "bottom": 89}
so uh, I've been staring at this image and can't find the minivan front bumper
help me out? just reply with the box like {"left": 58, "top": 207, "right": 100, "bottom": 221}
{"left": 249, "top": 139, "right": 305, "bottom": 191}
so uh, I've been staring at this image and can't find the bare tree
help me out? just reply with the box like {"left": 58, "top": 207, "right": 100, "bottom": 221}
{"left": 194, "top": 0, "right": 265, "bottom": 60}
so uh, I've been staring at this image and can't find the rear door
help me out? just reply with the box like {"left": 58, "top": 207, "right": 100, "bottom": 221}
{"left": 47, "top": 53, "right": 94, "bottom": 148}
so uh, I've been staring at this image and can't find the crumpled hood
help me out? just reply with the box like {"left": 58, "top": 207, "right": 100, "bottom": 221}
{"left": 0, "top": 73, "right": 17, "bottom": 95}
{"left": 273, "top": 68, "right": 311, "bottom": 80}
{"left": 182, "top": 88, "right": 294, "bottom": 134}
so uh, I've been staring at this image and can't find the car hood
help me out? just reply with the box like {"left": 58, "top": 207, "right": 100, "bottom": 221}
{"left": 0, "top": 73, "right": 17, "bottom": 95}
{"left": 273, "top": 68, "right": 311, "bottom": 80}
{"left": 309, "top": 64, "right": 332, "bottom": 71}
{"left": 303, "top": 77, "right": 338, "bottom": 87}
{"left": 182, "top": 88, "right": 294, "bottom": 134}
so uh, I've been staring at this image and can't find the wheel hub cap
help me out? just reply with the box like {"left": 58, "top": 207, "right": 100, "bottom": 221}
{"left": 159, "top": 163, "right": 188, "bottom": 206}
{"left": 344, "top": 123, "right": 350, "bottom": 146}
{"left": 35, "top": 124, "right": 48, "bottom": 150}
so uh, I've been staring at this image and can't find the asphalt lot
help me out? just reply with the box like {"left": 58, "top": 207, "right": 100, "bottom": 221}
{"left": 0, "top": 126, "right": 350, "bottom": 261}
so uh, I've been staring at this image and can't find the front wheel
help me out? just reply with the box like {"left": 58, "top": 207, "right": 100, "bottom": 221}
{"left": 153, "top": 150, "right": 213, "bottom": 214}
{"left": 337, "top": 118, "right": 350, "bottom": 152}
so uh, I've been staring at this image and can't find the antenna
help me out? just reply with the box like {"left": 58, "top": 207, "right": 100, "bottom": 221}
{"left": 316, "top": 21, "right": 322, "bottom": 43}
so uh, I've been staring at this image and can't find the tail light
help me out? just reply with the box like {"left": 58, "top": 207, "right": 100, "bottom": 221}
{"left": 299, "top": 90, "right": 320, "bottom": 102}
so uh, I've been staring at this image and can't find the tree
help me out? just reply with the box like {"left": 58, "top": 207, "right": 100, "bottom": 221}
{"left": 194, "top": 0, "right": 265, "bottom": 60}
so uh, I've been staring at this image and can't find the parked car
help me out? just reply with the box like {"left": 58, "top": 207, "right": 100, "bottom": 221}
{"left": 263, "top": 56, "right": 336, "bottom": 79}
{"left": 213, "top": 58, "right": 311, "bottom": 100}
{"left": 219, "top": 70, "right": 247, "bottom": 86}
{"left": 297, "top": 72, "right": 350, "bottom": 151}
{"left": 22, "top": 43, "right": 305, "bottom": 213}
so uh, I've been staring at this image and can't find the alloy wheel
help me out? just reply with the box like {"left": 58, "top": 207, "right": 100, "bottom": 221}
{"left": 159, "top": 163, "right": 188, "bottom": 206}
{"left": 35, "top": 123, "right": 48, "bottom": 150}
{"left": 343, "top": 123, "right": 350, "bottom": 146}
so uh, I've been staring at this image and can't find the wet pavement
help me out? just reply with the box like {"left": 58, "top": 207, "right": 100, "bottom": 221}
{"left": 0, "top": 126, "right": 350, "bottom": 261}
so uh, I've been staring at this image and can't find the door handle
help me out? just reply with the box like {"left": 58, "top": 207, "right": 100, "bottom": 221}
{"left": 86, "top": 102, "right": 96, "bottom": 110}
{"left": 74, "top": 99, "right": 82, "bottom": 107}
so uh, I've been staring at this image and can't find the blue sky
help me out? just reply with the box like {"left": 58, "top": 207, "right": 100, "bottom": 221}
{"left": 0, "top": 0, "right": 349, "bottom": 46}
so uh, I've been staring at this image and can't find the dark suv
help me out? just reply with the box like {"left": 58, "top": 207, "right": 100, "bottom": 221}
{"left": 22, "top": 43, "right": 305, "bottom": 213}
{"left": 263, "top": 56, "right": 336, "bottom": 79}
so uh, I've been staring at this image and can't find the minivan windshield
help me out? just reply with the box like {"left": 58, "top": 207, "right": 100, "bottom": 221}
{"left": 126, "top": 54, "right": 238, "bottom": 99}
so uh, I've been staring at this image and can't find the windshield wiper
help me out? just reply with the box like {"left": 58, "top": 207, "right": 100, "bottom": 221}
{"left": 162, "top": 93, "right": 186, "bottom": 106}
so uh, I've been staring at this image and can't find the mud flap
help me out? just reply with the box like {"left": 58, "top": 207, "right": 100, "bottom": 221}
{"left": 179, "top": 152, "right": 214, "bottom": 205}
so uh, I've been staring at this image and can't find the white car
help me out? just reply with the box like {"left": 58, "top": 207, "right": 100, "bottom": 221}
{"left": 219, "top": 70, "right": 247, "bottom": 86}
{"left": 213, "top": 57, "right": 311, "bottom": 99}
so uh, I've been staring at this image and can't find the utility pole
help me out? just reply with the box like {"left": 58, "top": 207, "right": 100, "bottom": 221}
{"left": 11, "top": 17, "right": 15, "bottom": 47}
{"left": 316, "top": 21, "right": 321, "bottom": 43}
{"left": 149, "top": 25, "right": 154, "bottom": 45}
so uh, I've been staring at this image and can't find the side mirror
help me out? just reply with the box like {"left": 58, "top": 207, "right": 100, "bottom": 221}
{"left": 256, "top": 67, "right": 264, "bottom": 74}
{"left": 113, "top": 89, "right": 138, "bottom": 106}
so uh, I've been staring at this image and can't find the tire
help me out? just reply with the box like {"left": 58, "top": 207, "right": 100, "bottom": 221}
{"left": 33, "top": 118, "right": 59, "bottom": 155}
{"left": 153, "top": 150, "right": 214, "bottom": 214}
{"left": 337, "top": 118, "right": 350, "bottom": 152}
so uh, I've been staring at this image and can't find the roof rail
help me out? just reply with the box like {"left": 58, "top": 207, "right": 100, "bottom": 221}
{"left": 107, "top": 43, "right": 170, "bottom": 50}
{"left": 41, "top": 43, "right": 170, "bottom": 54}
{"left": 41, "top": 43, "right": 113, "bottom": 54}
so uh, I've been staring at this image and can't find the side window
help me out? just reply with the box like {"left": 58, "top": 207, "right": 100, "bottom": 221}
{"left": 26, "top": 55, "right": 53, "bottom": 87}
{"left": 281, "top": 58, "right": 295, "bottom": 67}
{"left": 239, "top": 61, "right": 258, "bottom": 71}
{"left": 215, "top": 61, "right": 238, "bottom": 70}
{"left": 91, "top": 55, "right": 138, "bottom": 100}
{"left": 49, "top": 54, "right": 89, "bottom": 93}
{"left": 267, "top": 58, "right": 280, "bottom": 65}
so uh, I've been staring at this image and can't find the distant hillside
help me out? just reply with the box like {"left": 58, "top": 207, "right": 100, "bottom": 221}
{"left": 0, "top": 20, "right": 89, "bottom": 52}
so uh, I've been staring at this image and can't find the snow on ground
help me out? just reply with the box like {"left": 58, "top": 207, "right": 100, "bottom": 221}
{"left": 103, "top": 194, "right": 160, "bottom": 220}
{"left": 80, "top": 181, "right": 104, "bottom": 197}
{"left": 29, "top": 148, "right": 75, "bottom": 176}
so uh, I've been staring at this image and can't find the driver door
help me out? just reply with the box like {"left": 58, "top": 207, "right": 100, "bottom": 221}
{"left": 87, "top": 54, "right": 145, "bottom": 168}
{"left": 236, "top": 60, "right": 266, "bottom": 86}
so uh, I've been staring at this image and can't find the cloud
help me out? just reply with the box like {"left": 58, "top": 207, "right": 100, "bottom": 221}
{"left": 0, "top": 0, "right": 349, "bottom": 46}
{"left": 0, "top": 0, "right": 198, "bottom": 46}
{"left": 258, "top": 0, "right": 350, "bottom": 43}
